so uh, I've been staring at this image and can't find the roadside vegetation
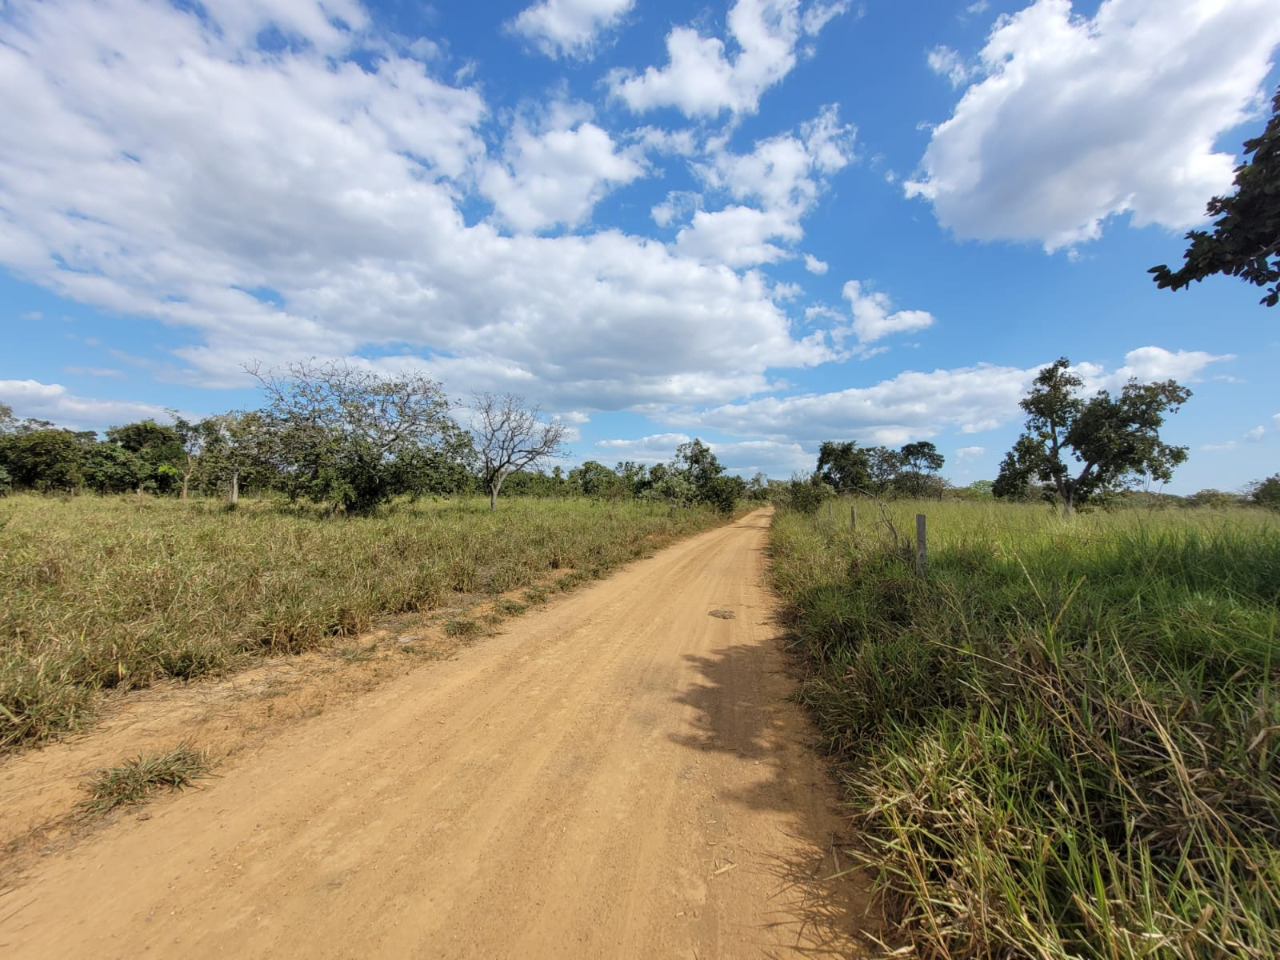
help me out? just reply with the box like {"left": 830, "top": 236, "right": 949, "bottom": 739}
{"left": 771, "top": 498, "right": 1280, "bottom": 957}
{"left": 0, "top": 494, "right": 732, "bottom": 750}
{"left": 78, "top": 743, "right": 210, "bottom": 818}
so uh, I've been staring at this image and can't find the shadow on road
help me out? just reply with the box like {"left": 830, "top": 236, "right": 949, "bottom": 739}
{"left": 670, "top": 637, "right": 879, "bottom": 955}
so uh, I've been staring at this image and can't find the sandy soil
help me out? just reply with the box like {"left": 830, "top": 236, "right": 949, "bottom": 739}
{"left": 0, "top": 508, "right": 868, "bottom": 958}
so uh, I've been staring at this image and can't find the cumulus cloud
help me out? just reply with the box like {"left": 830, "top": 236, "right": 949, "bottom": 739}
{"left": 0, "top": 379, "right": 173, "bottom": 430}
{"left": 803, "top": 254, "right": 828, "bottom": 274}
{"left": 906, "top": 0, "right": 1280, "bottom": 250}
{"left": 673, "top": 105, "right": 855, "bottom": 266}
{"left": 1246, "top": 425, "right": 1266, "bottom": 442}
{"left": 481, "top": 104, "right": 645, "bottom": 233}
{"left": 0, "top": 0, "right": 836, "bottom": 410}
{"left": 955, "top": 445, "right": 985, "bottom": 459}
{"left": 675, "top": 206, "right": 802, "bottom": 266}
{"left": 609, "top": 0, "right": 847, "bottom": 118}
{"left": 1110, "top": 346, "right": 1233, "bottom": 384}
{"left": 842, "top": 281, "right": 935, "bottom": 343}
{"left": 510, "top": 0, "right": 635, "bottom": 58}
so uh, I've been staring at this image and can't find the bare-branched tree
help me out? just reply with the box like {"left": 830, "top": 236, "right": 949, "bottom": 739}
{"left": 471, "top": 393, "right": 566, "bottom": 511}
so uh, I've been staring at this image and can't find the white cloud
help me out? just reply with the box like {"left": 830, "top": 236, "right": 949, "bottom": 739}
{"left": 510, "top": 0, "right": 635, "bottom": 59}
{"left": 1111, "top": 346, "right": 1232, "bottom": 384}
{"left": 481, "top": 105, "right": 645, "bottom": 233}
{"left": 683, "top": 361, "right": 1042, "bottom": 442}
{"left": 609, "top": 0, "right": 847, "bottom": 118}
{"left": 1246, "top": 425, "right": 1266, "bottom": 442}
{"left": 803, "top": 254, "right": 828, "bottom": 274}
{"left": 0, "top": 0, "right": 837, "bottom": 411}
{"left": 651, "top": 190, "right": 701, "bottom": 228}
{"left": 0, "top": 379, "right": 173, "bottom": 430}
{"left": 927, "top": 45, "right": 973, "bottom": 87}
{"left": 906, "top": 0, "right": 1280, "bottom": 250}
{"left": 801, "top": 2, "right": 850, "bottom": 36}
{"left": 672, "top": 105, "right": 855, "bottom": 266}
{"left": 966, "top": 1, "right": 990, "bottom": 14}
{"left": 955, "top": 445, "right": 985, "bottom": 459}
{"left": 842, "top": 281, "right": 935, "bottom": 343}
{"left": 596, "top": 433, "right": 691, "bottom": 463}
{"left": 675, "top": 206, "right": 801, "bottom": 266}
{"left": 674, "top": 346, "right": 1217, "bottom": 444}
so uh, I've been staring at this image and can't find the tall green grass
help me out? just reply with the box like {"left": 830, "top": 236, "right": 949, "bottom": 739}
{"left": 771, "top": 500, "right": 1280, "bottom": 958}
{"left": 0, "top": 494, "right": 726, "bottom": 749}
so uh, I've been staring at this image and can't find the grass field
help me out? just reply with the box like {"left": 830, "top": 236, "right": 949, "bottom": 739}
{"left": 0, "top": 494, "right": 729, "bottom": 750}
{"left": 770, "top": 499, "right": 1280, "bottom": 959}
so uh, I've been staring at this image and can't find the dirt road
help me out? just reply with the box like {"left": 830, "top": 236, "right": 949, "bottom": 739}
{"left": 0, "top": 508, "right": 865, "bottom": 958}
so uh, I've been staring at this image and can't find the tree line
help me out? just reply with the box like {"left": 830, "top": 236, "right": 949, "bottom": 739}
{"left": 0, "top": 362, "right": 757, "bottom": 514}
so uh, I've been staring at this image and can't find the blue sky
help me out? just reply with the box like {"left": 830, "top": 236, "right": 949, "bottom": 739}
{"left": 1, "top": 0, "right": 1278, "bottom": 493}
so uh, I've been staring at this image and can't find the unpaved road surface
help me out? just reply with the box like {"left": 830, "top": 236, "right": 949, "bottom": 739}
{"left": 0, "top": 508, "right": 865, "bottom": 958}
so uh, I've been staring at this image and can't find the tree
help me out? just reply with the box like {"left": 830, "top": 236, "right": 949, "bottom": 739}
{"left": 1150, "top": 87, "right": 1280, "bottom": 307}
{"left": 865, "top": 446, "right": 903, "bottom": 495}
{"left": 251, "top": 360, "right": 457, "bottom": 513}
{"left": 471, "top": 393, "right": 567, "bottom": 511}
{"left": 0, "top": 430, "right": 84, "bottom": 491}
{"left": 815, "top": 441, "right": 871, "bottom": 493}
{"left": 994, "top": 358, "right": 1191, "bottom": 517}
{"left": 898, "top": 441, "right": 945, "bottom": 498}
{"left": 672, "top": 439, "right": 723, "bottom": 493}
{"left": 81, "top": 442, "right": 145, "bottom": 494}
{"left": 106, "top": 419, "right": 185, "bottom": 494}
{"left": 570, "top": 460, "right": 624, "bottom": 498}
{"left": 1248, "top": 474, "right": 1280, "bottom": 510}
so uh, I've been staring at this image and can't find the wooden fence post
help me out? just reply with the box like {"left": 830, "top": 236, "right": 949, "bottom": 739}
{"left": 915, "top": 513, "right": 927, "bottom": 576}
{"left": 850, "top": 504, "right": 858, "bottom": 530}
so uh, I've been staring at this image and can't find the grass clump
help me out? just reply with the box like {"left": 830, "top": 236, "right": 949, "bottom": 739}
{"left": 770, "top": 500, "right": 1280, "bottom": 959}
{"left": 78, "top": 743, "right": 210, "bottom": 817}
{"left": 0, "top": 494, "right": 727, "bottom": 749}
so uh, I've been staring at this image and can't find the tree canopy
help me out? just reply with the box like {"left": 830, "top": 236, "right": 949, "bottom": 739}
{"left": 994, "top": 358, "right": 1191, "bottom": 516}
{"left": 251, "top": 360, "right": 459, "bottom": 513}
{"left": 1150, "top": 86, "right": 1280, "bottom": 307}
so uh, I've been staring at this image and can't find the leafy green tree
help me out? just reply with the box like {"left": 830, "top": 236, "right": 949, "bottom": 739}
{"left": 865, "top": 446, "right": 903, "bottom": 495}
{"left": 615, "top": 461, "right": 652, "bottom": 497}
{"left": 672, "top": 439, "right": 723, "bottom": 493}
{"left": 1248, "top": 474, "right": 1280, "bottom": 509}
{"left": 1, "top": 430, "right": 84, "bottom": 491}
{"left": 252, "top": 361, "right": 458, "bottom": 514}
{"left": 570, "top": 460, "right": 624, "bottom": 498}
{"left": 1150, "top": 87, "right": 1280, "bottom": 307}
{"left": 994, "top": 358, "right": 1191, "bottom": 517}
{"left": 106, "top": 419, "right": 185, "bottom": 494}
{"left": 81, "top": 442, "right": 145, "bottom": 494}
{"left": 390, "top": 427, "right": 476, "bottom": 499}
{"left": 816, "top": 441, "right": 871, "bottom": 493}
{"left": 898, "top": 441, "right": 945, "bottom": 498}
{"left": 703, "top": 474, "right": 747, "bottom": 514}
